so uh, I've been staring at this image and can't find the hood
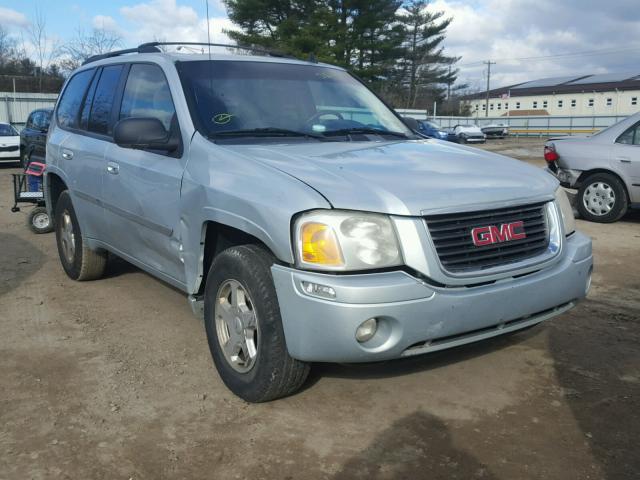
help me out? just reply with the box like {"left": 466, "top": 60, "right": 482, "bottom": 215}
{"left": 456, "top": 125, "right": 483, "bottom": 134}
{"left": 221, "top": 139, "right": 558, "bottom": 216}
{"left": 0, "top": 135, "right": 19, "bottom": 146}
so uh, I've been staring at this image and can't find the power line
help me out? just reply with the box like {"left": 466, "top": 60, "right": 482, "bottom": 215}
{"left": 458, "top": 46, "right": 640, "bottom": 68}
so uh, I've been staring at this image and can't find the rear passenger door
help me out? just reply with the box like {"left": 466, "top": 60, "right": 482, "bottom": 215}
{"left": 102, "top": 63, "right": 186, "bottom": 284}
{"left": 57, "top": 64, "right": 126, "bottom": 241}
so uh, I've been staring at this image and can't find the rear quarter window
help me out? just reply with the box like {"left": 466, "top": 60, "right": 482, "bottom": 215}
{"left": 56, "top": 69, "right": 95, "bottom": 129}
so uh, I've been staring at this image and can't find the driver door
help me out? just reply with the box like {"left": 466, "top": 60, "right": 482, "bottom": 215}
{"left": 102, "top": 63, "right": 187, "bottom": 285}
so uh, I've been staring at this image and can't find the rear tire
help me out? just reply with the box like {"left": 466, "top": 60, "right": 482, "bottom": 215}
{"left": 577, "top": 172, "right": 628, "bottom": 223}
{"left": 204, "top": 245, "right": 309, "bottom": 402}
{"left": 54, "top": 190, "right": 107, "bottom": 281}
{"left": 27, "top": 206, "right": 53, "bottom": 234}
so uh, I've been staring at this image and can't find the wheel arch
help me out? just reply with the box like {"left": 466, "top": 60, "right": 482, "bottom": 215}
{"left": 193, "top": 220, "right": 282, "bottom": 296}
{"left": 45, "top": 172, "right": 68, "bottom": 215}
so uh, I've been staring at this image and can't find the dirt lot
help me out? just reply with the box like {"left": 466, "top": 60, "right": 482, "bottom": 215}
{"left": 1, "top": 138, "right": 638, "bottom": 480}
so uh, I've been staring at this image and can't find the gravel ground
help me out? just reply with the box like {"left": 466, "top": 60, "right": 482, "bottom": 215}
{"left": 1, "top": 138, "right": 639, "bottom": 479}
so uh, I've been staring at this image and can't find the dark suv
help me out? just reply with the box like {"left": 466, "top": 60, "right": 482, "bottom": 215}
{"left": 20, "top": 108, "right": 52, "bottom": 168}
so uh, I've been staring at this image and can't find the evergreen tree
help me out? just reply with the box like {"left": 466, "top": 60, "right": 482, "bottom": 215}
{"left": 395, "top": 0, "right": 458, "bottom": 108}
{"left": 223, "top": 0, "right": 460, "bottom": 107}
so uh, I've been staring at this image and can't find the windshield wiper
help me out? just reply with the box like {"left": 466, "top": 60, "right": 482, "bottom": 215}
{"left": 321, "top": 127, "right": 409, "bottom": 139}
{"left": 209, "top": 128, "right": 326, "bottom": 140}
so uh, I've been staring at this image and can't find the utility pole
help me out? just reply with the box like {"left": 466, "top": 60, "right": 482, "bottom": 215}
{"left": 484, "top": 60, "right": 496, "bottom": 117}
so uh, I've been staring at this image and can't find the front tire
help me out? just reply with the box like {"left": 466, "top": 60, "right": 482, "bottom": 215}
{"left": 27, "top": 206, "right": 53, "bottom": 234}
{"left": 204, "top": 245, "right": 309, "bottom": 402}
{"left": 54, "top": 191, "right": 107, "bottom": 280}
{"left": 577, "top": 172, "right": 628, "bottom": 223}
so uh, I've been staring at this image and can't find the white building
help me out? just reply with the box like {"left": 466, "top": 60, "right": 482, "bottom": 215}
{"left": 463, "top": 73, "right": 640, "bottom": 117}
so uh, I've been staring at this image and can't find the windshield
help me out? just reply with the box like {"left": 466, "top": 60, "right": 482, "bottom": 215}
{"left": 177, "top": 60, "right": 412, "bottom": 141}
{"left": 0, "top": 124, "right": 18, "bottom": 136}
{"left": 424, "top": 121, "right": 442, "bottom": 130}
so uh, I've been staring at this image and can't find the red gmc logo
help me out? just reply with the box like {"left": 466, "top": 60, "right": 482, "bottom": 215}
{"left": 471, "top": 221, "right": 527, "bottom": 246}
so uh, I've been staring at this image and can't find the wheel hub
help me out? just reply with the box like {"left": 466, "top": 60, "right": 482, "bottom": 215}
{"left": 583, "top": 182, "right": 615, "bottom": 216}
{"left": 33, "top": 212, "right": 49, "bottom": 229}
{"left": 60, "top": 211, "right": 76, "bottom": 263}
{"left": 214, "top": 279, "right": 259, "bottom": 373}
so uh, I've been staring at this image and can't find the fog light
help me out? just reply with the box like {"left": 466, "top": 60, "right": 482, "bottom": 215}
{"left": 301, "top": 281, "right": 336, "bottom": 299}
{"left": 355, "top": 318, "right": 378, "bottom": 343}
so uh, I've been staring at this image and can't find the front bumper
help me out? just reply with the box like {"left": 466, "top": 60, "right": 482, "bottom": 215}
{"left": 272, "top": 231, "right": 592, "bottom": 363}
{"left": 0, "top": 149, "right": 20, "bottom": 161}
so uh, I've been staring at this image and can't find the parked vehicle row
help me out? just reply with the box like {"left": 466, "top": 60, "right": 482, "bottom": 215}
{"left": 42, "top": 42, "right": 591, "bottom": 402}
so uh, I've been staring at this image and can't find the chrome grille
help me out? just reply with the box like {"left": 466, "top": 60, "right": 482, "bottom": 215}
{"left": 424, "top": 202, "right": 550, "bottom": 272}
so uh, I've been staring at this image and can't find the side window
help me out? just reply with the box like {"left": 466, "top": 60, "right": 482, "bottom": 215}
{"left": 88, "top": 65, "right": 124, "bottom": 135}
{"left": 57, "top": 69, "right": 94, "bottom": 129}
{"left": 26, "top": 112, "right": 35, "bottom": 129}
{"left": 616, "top": 123, "right": 640, "bottom": 145}
{"left": 80, "top": 71, "right": 100, "bottom": 130}
{"left": 119, "top": 64, "right": 176, "bottom": 131}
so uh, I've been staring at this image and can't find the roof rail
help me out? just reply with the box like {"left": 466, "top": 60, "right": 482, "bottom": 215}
{"left": 82, "top": 42, "right": 292, "bottom": 65}
{"left": 139, "top": 42, "right": 293, "bottom": 58}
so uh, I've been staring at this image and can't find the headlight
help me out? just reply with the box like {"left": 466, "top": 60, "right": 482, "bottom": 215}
{"left": 555, "top": 188, "right": 576, "bottom": 235}
{"left": 294, "top": 210, "right": 403, "bottom": 271}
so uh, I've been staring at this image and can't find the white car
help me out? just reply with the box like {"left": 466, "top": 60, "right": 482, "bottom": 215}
{"left": 453, "top": 124, "right": 486, "bottom": 144}
{"left": 0, "top": 122, "right": 20, "bottom": 163}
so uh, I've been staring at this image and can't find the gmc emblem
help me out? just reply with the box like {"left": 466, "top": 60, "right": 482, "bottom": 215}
{"left": 471, "top": 221, "right": 527, "bottom": 246}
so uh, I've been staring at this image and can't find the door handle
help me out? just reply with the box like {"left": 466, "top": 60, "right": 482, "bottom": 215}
{"left": 616, "top": 156, "right": 631, "bottom": 163}
{"left": 107, "top": 162, "right": 120, "bottom": 175}
{"left": 61, "top": 149, "right": 74, "bottom": 160}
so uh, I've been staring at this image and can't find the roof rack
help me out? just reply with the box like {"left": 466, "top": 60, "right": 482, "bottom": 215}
{"left": 82, "top": 42, "right": 293, "bottom": 65}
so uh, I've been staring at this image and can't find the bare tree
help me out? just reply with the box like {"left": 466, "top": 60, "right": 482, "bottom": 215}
{"left": 59, "top": 27, "right": 122, "bottom": 73}
{"left": 25, "top": 5, "right": 60, "bottom": 90}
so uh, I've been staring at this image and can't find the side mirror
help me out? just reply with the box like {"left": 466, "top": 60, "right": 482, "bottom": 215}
{"left": 114, "top": 117, "right": 179, "bottom": 152}
{"left": 402, "top": 116, "right": 420, "bottom": 131}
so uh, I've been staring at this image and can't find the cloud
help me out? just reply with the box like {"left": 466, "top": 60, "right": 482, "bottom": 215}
{"left": 0, "top": 7, "right": 29, "bottom": 27}
{"left": 119, "top": 0, "right": 234, "bottom": 44}
{"left": 92, "top": 15, "right": 120, "bottom": 32}
{"left": 432, "top": 0, "right": 640, "bottom": 89}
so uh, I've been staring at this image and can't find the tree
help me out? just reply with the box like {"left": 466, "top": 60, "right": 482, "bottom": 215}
{"left": 58, "top": 27, "right": 122, "bottom": 74}
{"left": 224, "top": 0, "right": 404, "bottom": 80}
{"left": 394, "top": 1, "right": 458, "bottom": 108}
{"left": 223, "top": 0, "right": 462, "bottom": 108}
{"left": 25, "top": 6, "right": 61, "bottom": 91}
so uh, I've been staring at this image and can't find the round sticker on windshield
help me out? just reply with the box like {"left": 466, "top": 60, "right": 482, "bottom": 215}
{"left": 213, "top": 113, "right": 233, "bottom": 125}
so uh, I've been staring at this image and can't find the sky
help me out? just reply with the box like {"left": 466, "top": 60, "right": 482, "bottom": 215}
{"left": 2, "top": 0, "right": 640, "bottom": 90}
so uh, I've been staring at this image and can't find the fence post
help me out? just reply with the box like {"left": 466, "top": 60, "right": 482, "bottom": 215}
{"left": 3, "top": 95, "right": 12, "bottom": 124}
{"left": 569, "top": 116, "right": 573, "bottom": 136}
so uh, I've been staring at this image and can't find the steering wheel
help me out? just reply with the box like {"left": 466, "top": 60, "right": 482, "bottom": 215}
{"left": 306, "top": 110, "right": 344, "bottom": 125}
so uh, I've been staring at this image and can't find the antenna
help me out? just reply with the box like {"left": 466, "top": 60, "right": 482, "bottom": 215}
{"left": 205, "top": 0, "right": 212, "bottom": 61}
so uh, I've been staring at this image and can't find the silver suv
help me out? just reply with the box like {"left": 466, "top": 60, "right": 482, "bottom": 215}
{"left": 45, "top": 43, "right": 593, "bottom": 402}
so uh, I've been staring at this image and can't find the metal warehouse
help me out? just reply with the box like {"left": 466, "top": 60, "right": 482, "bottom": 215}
{"left": 464, "top": 72, "right": 640, "bottom": 117}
